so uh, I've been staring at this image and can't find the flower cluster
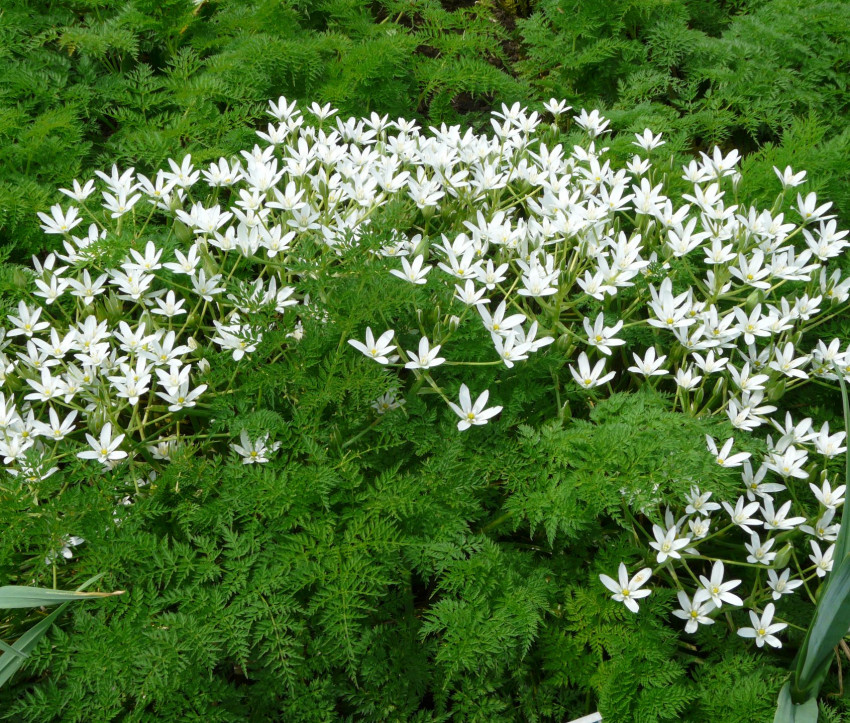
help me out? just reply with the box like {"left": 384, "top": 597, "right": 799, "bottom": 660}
{"left": 600, "top": 426, "right": 844, "bottom": 648}
{"left": 5, "top": 96, "right": 849, "bottom": 642}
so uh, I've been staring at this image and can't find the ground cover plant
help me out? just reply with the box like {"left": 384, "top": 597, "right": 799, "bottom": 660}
{"left": 0, "top": 95, "right": 849, "bottom": 720}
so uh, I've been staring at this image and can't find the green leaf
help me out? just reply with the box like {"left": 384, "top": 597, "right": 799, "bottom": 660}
{"left": 0, "top": 639, "right": 26, "bottom": 659}
{"left": 0, "top": 574, "right": 122, "bottom": 689}
{"left": 831, "top": 371, "right": 850, "bottom": 565}
{"left": 0, "top": 585, "right": 122, "bottom": 609}
{"left": 0, "top": 602, "right": 71, "bottom": 688}
{"left": 774, "top": 681, "right": 819, "bottom": 723}
{"left": 795, "top": 555, "right": 850, "bottom": 689}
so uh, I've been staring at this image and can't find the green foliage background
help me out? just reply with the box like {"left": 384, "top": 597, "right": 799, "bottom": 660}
{"left": 1, "top": 0, "right": 850, "bottom": 720}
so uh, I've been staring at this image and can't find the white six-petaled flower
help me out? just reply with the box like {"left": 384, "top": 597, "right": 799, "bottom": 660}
{"left": 77, "top": 422, "right": 128, "bottom": 467}
{"left": 404, "top": 337, "right": 445, "bottom": 370}
{"left": 569, "top": 351, "right": 615, "bottom": 390}
{"left": 230, "top": 430, "right": 280, "bottom": 464}
{"left": 447, "top": 384, "right": 502, "bottom": 431}
{"left": 348, "top": 327, "right": 396, "bottom": 364}
{"left": 737, "top": 603, "right": 787, "bottom": 648}
{"left": 599, "top": 563, "right": 652, "bottom": 613}
{"left": 672, "top": 590, "right": 715, "bottom": 633}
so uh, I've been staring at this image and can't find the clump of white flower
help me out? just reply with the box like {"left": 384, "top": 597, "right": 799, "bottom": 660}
{"left": 3, "top": 97, "right": 849, "bottom": 647}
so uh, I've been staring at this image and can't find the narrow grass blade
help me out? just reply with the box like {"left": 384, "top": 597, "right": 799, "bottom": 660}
{"left": 0, "top": 602, "right": 70, "bottom": 687}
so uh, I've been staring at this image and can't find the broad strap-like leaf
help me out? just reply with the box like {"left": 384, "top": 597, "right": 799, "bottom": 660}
{"left": 796, "top": 554, "right": 850, "bottom": 688}
{"left": 832, "top": 372, "right": 850, "bottom": 564}
{"left": 774, "top": 681, "right": 819, "bottom": 723}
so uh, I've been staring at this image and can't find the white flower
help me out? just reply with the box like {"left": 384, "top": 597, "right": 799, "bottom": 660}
{"left": 737, "top": 603, "right": 787, "bottom": 648}
{"left": 77, "top": 422, "right": 128, "bottom": 466}
{"left": 152, "top": 290, "right": 188, "bottom": 318}
{"left": 583, "top": 313, "right": 625, "bottom": 356}
{"left": 648, "top": 524, "right": 690, "bottom": 563}
{"left": 722, "top": 496, "right": 762, "bottom": 535}
{"left": 633, "top": 129, "right": 665, "bottom": 151}
{"left": 628, "top": 347, "right": 668, "bottom": 377}
{"left": 493, "top": 333, "right": 532, "bottom": 369}
{"left": 211, "top": 321, "right": 260, "bottom": 361}
{"left": 24, "top": 368, "right": 67, "bottom": 403}
{"left": 390, "top": 255, "right": 431, "bottom": 285}
{"left": 68, "top": 270, "right": 109, "bottom": 305}
{"left": 809, "top": 540, "right": 834, "bottom": 577}
{"left": 745, "top": 532, "right": 776, "bottom": 565}
{"left": 447, "top": 384, "right": 502, "bottom": 431}
{"left": 774, "top": 165, "right": 806, "bottom": 189}
{"left": 688, "top": 517, "right": 711, "bottom": 539}
{"left": 765, "top": 444, "right": 809, "bottom": 479}
{"left": 454, "top": 279, "right": 489, "bottom": 306}
{"left": 766, "top": 569, "right": 804, "bottom": 600}
{"left": 599, "top": 563, "right": 651, "bottom": 613}
{"left": 157, "top": 381, "right": 207, "bottom": 412}
{"left": 705, "top": 436, "right": 751, "bottom": 468}
{"left": 478, "top": 300, "right": 525, "bottom": 337}
{"left": 164, "top": 245, "right": 201, "bottom": 276}
{"left": 32, "top": 407, "right": 77, "bottom": 441}
{"left": 573, "top": 109, "right": 610, "bottom": 138}
{"left": 307, "top": 102, "right": 337, "bottom": 121}
{"left": 742, "top": 460, "right": 786, "bottom": 501}
{"left": 684, "top": 487, "right": 720, "bottom": 516}
{"left": 44, "top": 535, "right": 85, "bottom": 565}
{"left": 811, "top": 422, "right": 847, "bottom": 458}
{"left": 760, "top": 498, "right": 806, "bottom": 532}
{"left": 348, "top": 327, "right": 396, "bottom": 365}
{"left": 698, "top": 560, "right": 743, "bottom": 608}
{"left": 800, "top": 508, "right": 840, "bottom": 541}
{"left": 191, "top": 269, "right": 225, "bottom": 301}
{"left": 569, "top": 351, "right": 615, "bottom": 390}
{"left": 59, "top": 179, "right": 96, "bottom": 202}
{"left": 372, "top": 391, "right": 405, "bottom": 414}
{"left": 7, "top": 301, "right": 50, "bottom": 338}
{"left": 230, "top": 430, "right": 280, "bottom": 464}
{"left": 672, "top": 590, "right": 715, "bottom": 633}
{"left": 37, "top": 204, "right": 82, "bottom": 234}
{"left": 809, "top": 480, "right": 846, "bottom": 510}
{"left": 404, "top": 337, "right": 445, "bottom": 370}
{"left": 542, "top": 98, "right": 571, "bottom": 117}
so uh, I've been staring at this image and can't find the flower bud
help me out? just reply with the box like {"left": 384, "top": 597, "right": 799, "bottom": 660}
{"left": 731, "top": 171, "right": 742, "bottom": 191}
{"left": 555, "top": 333, "right": 571, "bottom": 352}
{"left": 412, "top": 234, "right": 430, "bottom": 258}
{"left": 745, "top": 289, "right": 764, "bottom": 313}
{"left": 200, "top": 245, "right": 219, "bottom": 276}
{"left": 103, "top": 289, "right": 124, "bottom": 326}
{"left": 329, "top": 424, "right": 342, "bottom": 449}
{"left": 773, "top": 542, "right": 793, "bottom": 570}
{"left": 3, "top": 371, "right": 21, "bottom": 392}
{"left": 197, "top": 358, "right": 210, "bottom": 374}
{"left": 707, "top": 376, "right": 725, "bottom": 407}
{"left": 187, "top": 337, "right": 199, "bottom": 352}
{"left": 448, "top": 315, "right": 460, "bottom": 331}
{"left": 173, "top": 219, "right": 193, "bottom": 243}
{"left": 88, "top": 408, "right": 109, "bottom": 433}
{"left": 11, "top": 269, "right": 28, "bottom": 290}
{"left": 691, "top": 387, "right": 704, "bottom": 411}
{"left": 767, "top": 378, "right": 786, "bottom": 402}
{"left": 423, "top": 305, "right": 440, "bottom": 330}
